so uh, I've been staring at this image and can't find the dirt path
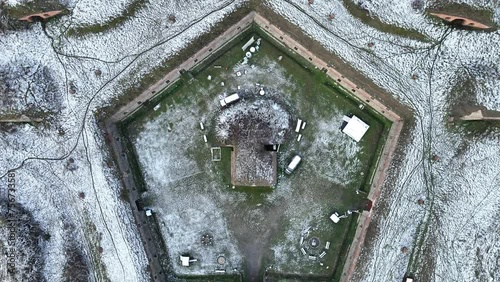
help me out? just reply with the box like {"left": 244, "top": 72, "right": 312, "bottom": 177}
{"left": 242, "top": 241, "right": 264, "bottom": 281}
{"left": 225, "top": 200, "right": 283, "bottom": 281}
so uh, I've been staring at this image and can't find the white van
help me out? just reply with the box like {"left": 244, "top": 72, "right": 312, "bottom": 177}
{"left": 285, "top": 155, "right": 301, "bottom": 174}
{"left": 219, "top": 93, "right": 240, "bottom": 106}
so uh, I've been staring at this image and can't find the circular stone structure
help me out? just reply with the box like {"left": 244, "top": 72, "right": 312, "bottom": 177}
{"left": 309, "top": 237, "right": 320, "bottom": 249}
{"left": 217, "top": 256, "right": 226, "bottom": 265}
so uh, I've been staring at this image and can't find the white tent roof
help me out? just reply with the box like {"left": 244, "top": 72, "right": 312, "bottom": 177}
{"left": 342, "top": 115, "right": 369, "bottom": 142}
{"left": 180, "top": 256, "right": 190, "bottom": 266}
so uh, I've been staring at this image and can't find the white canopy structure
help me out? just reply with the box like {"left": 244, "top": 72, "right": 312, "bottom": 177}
{"left": 180, "top": 256, "right": 190, "bottom": 266}
{"left": 330, "top": 213, "right": 340, "bottom": 223}
{"left": 342, "top": 115, "right": 369, "bottom": 142}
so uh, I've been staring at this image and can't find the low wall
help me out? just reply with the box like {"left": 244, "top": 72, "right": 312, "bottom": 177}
{"left": 106, "top": 11, "right": 406, "bottom": 282}
{"left": 109, "top": 12, "right": 256, "bottom": 123}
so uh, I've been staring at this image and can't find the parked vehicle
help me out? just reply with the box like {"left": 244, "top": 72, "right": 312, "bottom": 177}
{"left": 219, "top": 93, "right": 240, "bottom": 106}
{"left": 329, "top": 212, "right": 340, "bottom": 223}
{"left": 285, "top": 155, "right": 301, "bottom": 174}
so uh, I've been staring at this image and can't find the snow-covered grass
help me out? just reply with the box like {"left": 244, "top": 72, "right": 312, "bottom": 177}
{"left": 215, "top": 99, "right": 291, "bottom": 143}
{"left": 128, "top": 70, "right": 244, "bottom": 276}
{"left": 126, "top": 33, "right": 385, "bottom": 278}
{"left": 0, "top": 59, "right": 61, "bottom": 117}
{"left": 0, "top": 118, "right": 151, "bottom": 281}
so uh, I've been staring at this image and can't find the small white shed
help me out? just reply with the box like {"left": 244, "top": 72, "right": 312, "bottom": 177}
{"left": 330, "top": 213, "right": 340, "bottom": 223}
{"left": 342, "top": 115, "right": 369, "bottom": 142}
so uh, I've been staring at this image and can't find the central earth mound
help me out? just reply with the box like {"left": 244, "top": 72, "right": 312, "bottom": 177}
{"left": 215, "top": 97, "right": 293, "bottom": 186}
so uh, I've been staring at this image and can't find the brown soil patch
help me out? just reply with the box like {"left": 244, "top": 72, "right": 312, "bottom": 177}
{"left": 18, "top": 10, "right": 62, "bottom": 22}
{"left": 429, "top": 12, "right": 492, "bottom": 30}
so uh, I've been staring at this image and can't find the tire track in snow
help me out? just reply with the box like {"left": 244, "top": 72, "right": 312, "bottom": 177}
{"left": 82, "top": 125, "right": 126, "bottom": 280}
